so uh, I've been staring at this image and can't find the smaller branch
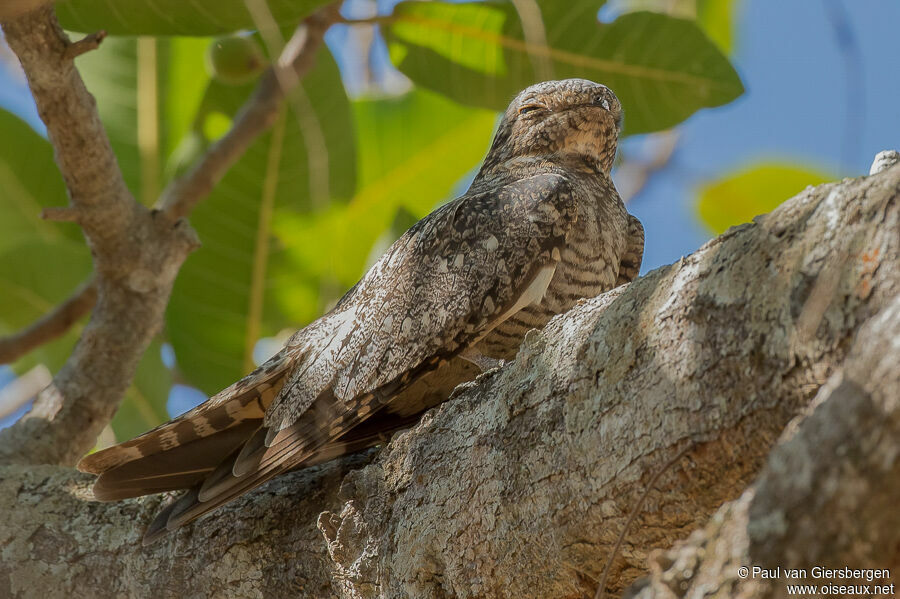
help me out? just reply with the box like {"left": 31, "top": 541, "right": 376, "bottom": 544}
{"left": 0, "top": 364, "right": 51, "bottom": 420}
{"left": 157, "top": 4, "right": 341, "bottom": 221}
{"left": 822, "top": 0, "right": 864, "bottom": 172}
{"left": 40, "top": 205, "right": 81, "bottom": 222}
{"left": 0, "top": 279, "right": 96, "bottom": 365}
{"left": 335, "top": 14, "right": 395, "bottom": 26}
{"left": 63, "top": 30, "right": 106, "bottom": 59}
{"left": 0, "top": 7, "right": 197, "bottom": 467}
{"left": 616, "top": 131, "right": 680, "bottom": 204}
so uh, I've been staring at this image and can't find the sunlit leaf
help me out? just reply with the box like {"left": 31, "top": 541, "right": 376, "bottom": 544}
{"left": 76, "top": 36, "right": 212, "bottom": 204}
{"left": 383, "top": 0, "right": 743, "bottom": 134}
{"left": 166, "top": 48, "right": 356, "bottom": 394}
{"left": 697, "top": 0, "right": 740, "bottom": 54}
{"left": 57, "top": 0, "right": 332, "bottom": 36}
{"left": 697, "top": 164, "right": 833, "bottom": 234}
{"left": 274, "top": 88, "right": 496, "bottom": 296}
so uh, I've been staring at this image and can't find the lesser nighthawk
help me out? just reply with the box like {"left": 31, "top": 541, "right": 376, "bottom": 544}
{"left": 78, "top": 78, "right": 645, "bottom": 543}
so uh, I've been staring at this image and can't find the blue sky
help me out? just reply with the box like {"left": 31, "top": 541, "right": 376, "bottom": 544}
{"left": 1, "top": 0, "right": 898, "bottom": 423}
{"left": 622, "top": 0, "right": 900, "bottom": 270}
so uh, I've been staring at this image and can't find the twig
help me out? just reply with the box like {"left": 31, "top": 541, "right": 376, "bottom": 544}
{"left": 157, "top": 3, "right": 341, "bottom": 220}
{"left": 0, "top": 3, "right": 341, "bottom": 466}
{"left": 594, "top": 443, "right": 692, "bottom": 599}
{"left": 0, "top": 279, "right": 97, "bottom": 365}
{"left": 63, "top": 30, "right": 106, "bottom": 59}
{"left": 41, "top": 205, "right": 81, "bottom": 222}
{"left": 616, "top": 131, "right": 680, "bottom": 204}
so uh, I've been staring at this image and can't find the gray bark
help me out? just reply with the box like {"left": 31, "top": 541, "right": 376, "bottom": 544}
{"left": 1, "top": 163, "right": 898, "bottom": 598}
{"left": 625, "top": 292, "right": 900, "bottom": 599}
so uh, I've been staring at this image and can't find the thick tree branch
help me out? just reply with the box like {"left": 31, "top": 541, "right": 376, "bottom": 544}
{"left": 626, "top": 293, "right": 900, "bottom": 599}
{"left": 0, "top": 279, "right": 96, "bottom": 365}
{"left": 0, "top": 0, "right": 53, "bottom": 21}
{"left": 0, "top": 163, "right": 896, "bottom": 597}
{"left": 0, "top": 8, "right": 198, "bottom": 466}
{"left": 157, "top": 4, "right": 341, "bottom": 221}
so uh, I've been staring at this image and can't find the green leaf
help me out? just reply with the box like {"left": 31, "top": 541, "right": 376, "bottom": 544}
{"left": 57, "top": 0, "right": 332, "bottom": 36}
{"left": 697, "top": 164, "right": 834, "bottom": 234}
{"left": 384, "top": 0, "right": 744, "bottom": 134}
{"left": 697, "top": 0, "right": 740, "bottom": 54}
{"left": 165, "top": 48, "right": 356, "bottom": 394}
{"left": 274, "top": 88, "right": 497, "bottom": 295}
{"left": 76, "top": 36, "right": 212, "bottom": 205}
{"left": 112, "top": 340, "right": 173, "bottom": 441}
{"left": 0, "top": 239, "right": 92, "bottom": 373}
{"left": 159, "top": 37, "right": 216, "bottom": 157}
{"left": 0, "top": 109, "right": 78, "bottom": 252}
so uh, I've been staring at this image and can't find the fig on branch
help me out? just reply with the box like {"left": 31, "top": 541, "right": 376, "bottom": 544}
{"left": 205, "top": 35, "right": 266, "bottom": 86}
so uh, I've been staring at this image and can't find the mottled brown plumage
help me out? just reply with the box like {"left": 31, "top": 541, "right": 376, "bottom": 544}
{"left": 78, "top": 78, "right": 644, "bottom": 543}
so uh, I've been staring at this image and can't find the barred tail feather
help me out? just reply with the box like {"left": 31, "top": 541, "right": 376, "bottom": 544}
{"left": 78, "top": 347, "right": 297, "bottom": 498}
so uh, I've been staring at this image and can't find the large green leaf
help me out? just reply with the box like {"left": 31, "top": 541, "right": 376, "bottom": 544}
{"left": 0, "top": 109, "right": 77, "bottom": 252}
{"left": 166, "top": 48, "right": 356, "bottom": 394}
{"left": 0, "top": 117, "right": 89, "bottom": 373}
{"left": 76, "top": 36, "right": 212, "bottom": 204}
{"left": 57, "top": 0, "right": 332, "bottom": 36}
{"left": 274, "top": 88, "right": 496, "bottom": 301}
{"left": 697, "top": 164, "right": 833, "bottom": 234}
{"left": 383, "top": 0, "right": 743, "bottom": 134}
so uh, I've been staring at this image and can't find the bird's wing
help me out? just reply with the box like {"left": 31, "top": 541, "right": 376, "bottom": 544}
{"left": 615, "top": 213, "right": 644, "bottom": 286}
{"left": 86, "top": 172, "right": 579, "bottom": 542}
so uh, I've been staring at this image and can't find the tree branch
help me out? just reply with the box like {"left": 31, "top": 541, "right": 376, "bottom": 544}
{"left": 62, "top": 29, "right": 107, "bottom": 59}
{"left": 626, "top": 292, "right": 900, "bottom": 599}
{"left": 0, "top": 162, "right": 896, "bottom": 597}
{"left": 0, "top": 7, "right": 198, "bottom": 466}
{"left": 0, "top": 4, "right": 340, "bottom": 465}
{"left": 157, "top": 4, "right": 341, "bottom": 221}
{"left": 0, "top": 279, "right": 96, "bottom": 365}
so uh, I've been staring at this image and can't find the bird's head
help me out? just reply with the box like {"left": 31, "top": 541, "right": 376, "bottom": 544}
{"left": 480, "top": 78, "right": 622, "bottom": 175}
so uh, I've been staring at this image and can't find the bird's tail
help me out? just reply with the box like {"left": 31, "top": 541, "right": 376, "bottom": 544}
{"left": 78, "top": 346, "right": 298, "bottom": 501}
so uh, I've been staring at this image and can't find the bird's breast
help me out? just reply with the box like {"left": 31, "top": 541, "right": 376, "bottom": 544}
{"left": 475, "top": 186, "right": 627, "bottom": 359}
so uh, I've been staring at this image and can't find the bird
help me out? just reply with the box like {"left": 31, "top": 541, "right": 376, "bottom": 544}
{"left": 77, "top": 78, "right": 645, "bottom": 544}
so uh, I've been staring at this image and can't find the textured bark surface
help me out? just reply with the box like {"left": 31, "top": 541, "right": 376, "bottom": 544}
{"left": 626, "top": 293, "right": 900, "bottom": 599}
{"left": 0, "top": 165, "right": 897, "bottom": 598}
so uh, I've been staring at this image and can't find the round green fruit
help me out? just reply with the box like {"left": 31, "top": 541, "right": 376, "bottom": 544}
{"left": 205, "top": 36, "right": 266, "bottom": 86}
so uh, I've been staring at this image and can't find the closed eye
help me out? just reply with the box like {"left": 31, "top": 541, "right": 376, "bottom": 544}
{"left": 518, "top": 103, "right": 546, "bottom": 116}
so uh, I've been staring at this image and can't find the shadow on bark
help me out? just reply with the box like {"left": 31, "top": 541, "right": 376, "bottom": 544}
{"left": 1, "top": 164, "right": 898, "bottom": 598}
